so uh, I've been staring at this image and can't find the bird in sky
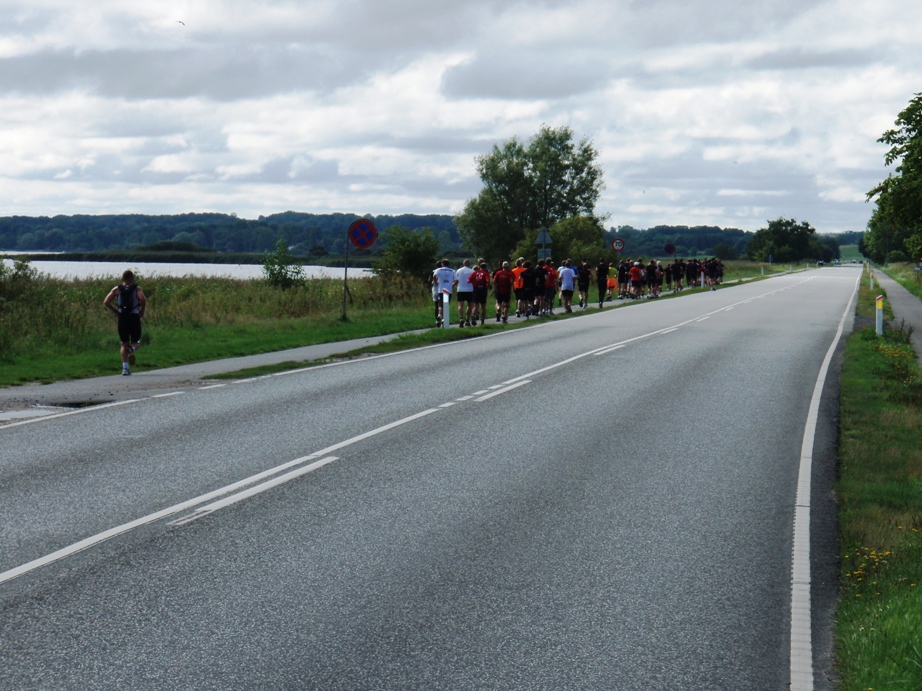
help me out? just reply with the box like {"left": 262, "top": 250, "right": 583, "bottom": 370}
{"left": 177, "top": 20, "right": 185, "bottom": 25}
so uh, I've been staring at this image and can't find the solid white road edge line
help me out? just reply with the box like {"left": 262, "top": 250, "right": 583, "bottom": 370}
{"left": 789, "top": 274, "right": 859, "bottom": 691}
{"left": 0, "top": 408, "right": 439, "bottom": 586}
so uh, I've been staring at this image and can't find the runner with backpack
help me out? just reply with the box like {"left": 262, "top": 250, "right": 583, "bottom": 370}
{"left": 103, "top": 270, "right": 147, "bottom": 375}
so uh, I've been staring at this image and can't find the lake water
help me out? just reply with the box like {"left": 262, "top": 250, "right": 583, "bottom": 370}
{"left": 0, "top": 255, "right": 372, "bottom": 281}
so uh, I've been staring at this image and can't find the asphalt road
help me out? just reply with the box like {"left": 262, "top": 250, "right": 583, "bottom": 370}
{"left": 0, "top": 268, "right": 860, "bottom": 690}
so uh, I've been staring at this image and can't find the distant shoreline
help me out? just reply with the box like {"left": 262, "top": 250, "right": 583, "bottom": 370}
{"left": 2, "top": 250, "right": 373, "bottom": 269}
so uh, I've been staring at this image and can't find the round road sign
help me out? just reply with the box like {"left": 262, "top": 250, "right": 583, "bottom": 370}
{"left": 348, "top": 219, "right": 378, "bottom": 249}
{"left": 611, "top": 237, "right": 625, "bottom": 252}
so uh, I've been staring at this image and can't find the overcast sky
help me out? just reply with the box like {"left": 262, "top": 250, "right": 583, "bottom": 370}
{"left": 0, "top": 0, "right": 918, "bottom": 232}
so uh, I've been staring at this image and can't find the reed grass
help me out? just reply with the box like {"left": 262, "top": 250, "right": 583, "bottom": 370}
{"left": 0, "top": 264, "right": 430, "bottom": 384}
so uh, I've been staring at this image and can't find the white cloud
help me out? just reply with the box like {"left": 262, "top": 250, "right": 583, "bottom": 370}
{"left": 0, "top": 0, "right": 918, "bottom": 232}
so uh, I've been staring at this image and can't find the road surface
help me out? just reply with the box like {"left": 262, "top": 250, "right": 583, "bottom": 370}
{"left": 0, "top": 268, "right": 859, "bottom": 689}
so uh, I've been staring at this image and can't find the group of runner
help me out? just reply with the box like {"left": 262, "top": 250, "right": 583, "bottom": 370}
{"left": 430, "top": 256, "right": 726, "bottom": 327}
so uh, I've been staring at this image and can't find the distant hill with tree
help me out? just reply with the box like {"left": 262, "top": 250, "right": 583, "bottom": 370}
{"left": 0, "top": 212, "right": 459, "bottom": 257}
{"left": 0, "top": 210, "right": 858, "bottom": 263}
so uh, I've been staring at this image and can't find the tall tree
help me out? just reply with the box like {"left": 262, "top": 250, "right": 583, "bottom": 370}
{"left": 865, "top": 93, "right": 922, "bottom": 262}
{"left": 456, "top": 126, "right": 604, "bottom": 264}
{"left": 372, "top": 226, "right": 440, "bottom": 283}
{"left": 746, "top": 218, "right": 833, "bottom": 262}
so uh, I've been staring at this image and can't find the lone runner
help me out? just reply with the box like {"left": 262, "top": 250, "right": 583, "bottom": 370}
{"left": 104, "top": 270, "right": 147, "bottom": 375}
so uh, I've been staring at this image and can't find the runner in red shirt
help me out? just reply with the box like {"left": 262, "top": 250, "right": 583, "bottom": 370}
{"left": 543, "top": 261, "right": 558, "bottom": 315}
{"left": 492, "top": 261, "right": 516, "bottom": 324}
{"left": 468, "top": 261, "right": 491, "bottom": 326}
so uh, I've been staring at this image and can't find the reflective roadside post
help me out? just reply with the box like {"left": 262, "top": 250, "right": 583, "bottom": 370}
{"left": 876, "top": 295, "right": 884, "bottom": 336}
{"left": 442, "top": 290, "right": 450, "bottom": 329}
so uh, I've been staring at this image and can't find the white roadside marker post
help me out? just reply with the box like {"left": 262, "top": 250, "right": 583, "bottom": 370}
{"left": 876, "top": 295, "right": 884, "bottom": 337}
{"left": 443, "top": 290, "right": 450, "bottom": 329}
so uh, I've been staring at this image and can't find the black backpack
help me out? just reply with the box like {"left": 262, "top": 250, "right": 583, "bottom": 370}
{"left": 117, "top": 285, "right": 138, "bottom": 314}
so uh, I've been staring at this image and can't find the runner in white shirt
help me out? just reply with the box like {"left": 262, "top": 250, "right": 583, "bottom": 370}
{"left": 557, "top": 259, "right": 577, "bottom": 313}
{"left": 432, "top": 259, "right": 457, "bottom": 327}
{"left": 455, "top": 259, "right": 475, "bottom": 327}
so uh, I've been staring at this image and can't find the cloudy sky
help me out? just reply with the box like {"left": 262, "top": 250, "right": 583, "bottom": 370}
{"left": 0, "top": 0, "right": 918, "bottom": 232}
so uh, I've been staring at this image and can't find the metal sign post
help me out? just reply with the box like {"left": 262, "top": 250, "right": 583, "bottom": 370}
{"left": 342, "top": 219, "right": 378, "bottom": 322}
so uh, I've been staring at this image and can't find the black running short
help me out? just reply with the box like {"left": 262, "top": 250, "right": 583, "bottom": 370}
{"left": 118, "top": 314, "right": 142, "bottom": 344}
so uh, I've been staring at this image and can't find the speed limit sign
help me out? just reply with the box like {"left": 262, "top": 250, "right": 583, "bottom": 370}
{"left": 611, "top": 237, "right": 625, "bottom": 252}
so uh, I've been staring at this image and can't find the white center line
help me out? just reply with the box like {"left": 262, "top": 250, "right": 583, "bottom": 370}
{"left": 475, "top": 380, "right": 531, "bottom": 401}
{"left": 439, "top": 402, "right": 456, "bottom": 408}
{"left": 168, "top": 457, "right": 340, "bottom": 526}
{"left": 593, "top": 344, "right": 625, "bottom": 357}
{"left": 199, "top": 384, "right": 227, "bottom": 390}
{"left": 151, "top": 392, "right": 185, "bottom": 399}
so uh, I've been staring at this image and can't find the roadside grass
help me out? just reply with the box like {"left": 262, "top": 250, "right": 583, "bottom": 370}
{"left": 881, "top": 262, "right": 922, "bottom": 301}
{"left": 836, "top": 280, "right": 922, "bottom": 689}
{"left": 0, "top": 259, "right": 790, "bottom": 386}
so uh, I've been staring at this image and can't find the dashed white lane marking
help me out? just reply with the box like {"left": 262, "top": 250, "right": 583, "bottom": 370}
{"left": 471, "top": 390, "right": 490, "bottom": 396}
{"left": 0, "top": 408, "right": 438, "bottom": 585}
{"left": 593, "top": 344, "right": 625, "bottom": 356}
{"left": 475, "top": 380, "right": 531, "bottom": 401}
{"left": 150, "top": 392, "right": 185, "bottom": 399}
{"left": 168, "top": 457, "right": 340, "bottom": 526}
{"left": 696, "top": 316, "right": 710, "bottom": 322}
{"left": 456, "top": 395, "right": 474, "bottom": 402}
{"left": 661, "top": 328, "right": 679, "bottom": 334}
{"left": 438, "top": 402, "right": 456, "bottom": 408}
{"left": 788, "top": 273, "right": 859, "bottom": 691}
{"left": 199, "top": 384, "right": 226, "bottom": 390}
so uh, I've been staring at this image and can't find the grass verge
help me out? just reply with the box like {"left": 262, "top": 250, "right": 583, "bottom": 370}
{"left": 835, "top": 280, "right": 922, "bottom": 688}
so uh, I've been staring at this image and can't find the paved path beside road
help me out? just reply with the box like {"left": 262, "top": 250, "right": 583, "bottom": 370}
{"left": 875, "top": 270, "right": 922, "bottom": 362}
